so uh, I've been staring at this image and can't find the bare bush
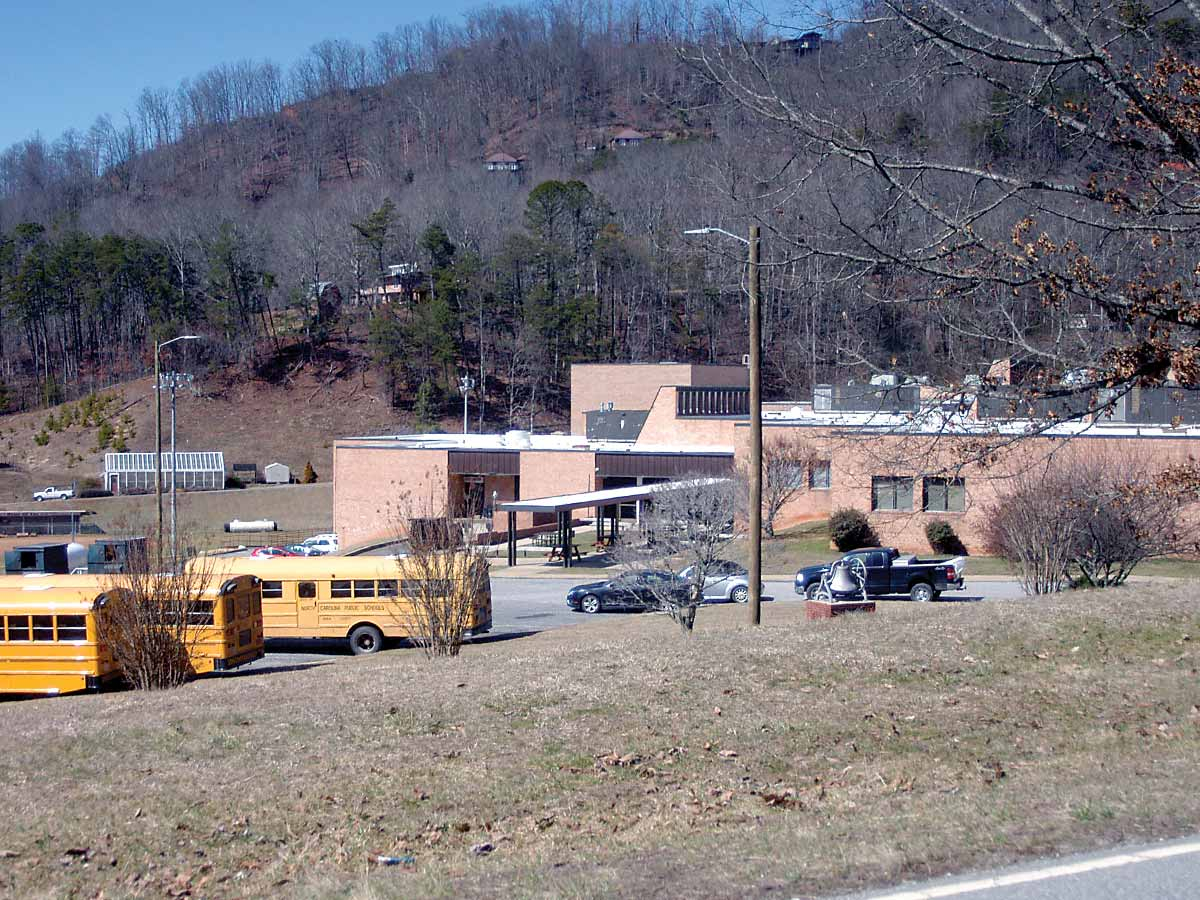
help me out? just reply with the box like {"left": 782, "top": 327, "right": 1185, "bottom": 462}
{"left": 399, "top": 507, "right": 491, "bottom": 659}
{"left": 98, "top": 541, "right": 217, "bottom": 690}
{"left": 984, "top": 454, "right": 1199, "bottom": 594}
{"left": 738, "top": 435, "right": 821, "bottom": 538}
{"left": 613, "top": 476, "right": 742, "bottom": 634}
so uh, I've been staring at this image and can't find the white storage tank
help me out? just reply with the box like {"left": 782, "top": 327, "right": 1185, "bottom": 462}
{"left": 224, "top": 519, "right": 278, "bottom": 533}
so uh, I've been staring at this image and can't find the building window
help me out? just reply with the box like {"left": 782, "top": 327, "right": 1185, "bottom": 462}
{"left": 924, "top": 477, "right": 966, "bottom": 512}
{"left": 872, "top": 476, "right": 914, "bottom": 511}
{"left": 809, "top": 460, "right": 831, "bottom": 490}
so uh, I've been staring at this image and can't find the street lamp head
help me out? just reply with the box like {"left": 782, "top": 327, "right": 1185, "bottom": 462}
{"left": 683, "top": 228, "right": 713, "bottom": 235}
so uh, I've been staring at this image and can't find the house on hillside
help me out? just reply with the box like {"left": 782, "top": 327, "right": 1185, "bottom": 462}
{"left": 611, "top": 127, "right": 647, "bottom": 148}
{"left": 357, "top": 263, "right": 427, "bottom": 307}
{"left": 484, "top": 152, "right": 524, "bottom": 172}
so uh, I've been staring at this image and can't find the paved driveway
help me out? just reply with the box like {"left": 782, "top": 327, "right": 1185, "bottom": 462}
{"left": 228, "top": 576, "right": 1027, "bottom": 674}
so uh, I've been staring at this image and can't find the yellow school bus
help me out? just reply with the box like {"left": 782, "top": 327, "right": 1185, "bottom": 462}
{"left": 204, "top": 555, "right": 492, "bottom": 654}
{"left": 0, "top": 574, "right": 264, "bottom": 694}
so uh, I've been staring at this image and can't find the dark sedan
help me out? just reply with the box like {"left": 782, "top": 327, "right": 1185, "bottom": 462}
{"left": 566, "top": 570, "right": 687, "bottom": 614}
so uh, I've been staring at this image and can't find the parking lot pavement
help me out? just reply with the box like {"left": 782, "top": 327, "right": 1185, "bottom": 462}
{"left": 227, "top": 576, "right": 1027, "bottom": 674}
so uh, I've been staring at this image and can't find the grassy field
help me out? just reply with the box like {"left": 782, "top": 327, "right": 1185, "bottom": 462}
{"left": 1, "top": 586, "right": 1199, "bottom": 898}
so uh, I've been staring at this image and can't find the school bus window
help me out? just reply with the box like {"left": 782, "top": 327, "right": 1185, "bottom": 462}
{"left": 236, "top": 595, "right": 251, "bottom": 619}
{"left": 353, "top": 580, "right": 376, "bottom": 598}
{"left": 377, "top": 579, "right": 398, "bottom": 597}
{"left": 298, "top": 582, "right": 317, "bottom": 599}
{"left": 7, "top": 615, "right": 29, "bottom": 641}
{"left": 32, "top": 615, "right": 55, "bottom": 641}
{"left": 57, "top": 615, "right": 87, "bottom": 641}
{"left": 401, "top": 578, "right": 452, "bottom": 599}
{"left": 331, "top": 580, "right": 352, "bottom": 598}
{"left": 251, "top": 594, "right": 262, "bottom": 615}
{"left": 262, "top": 580, "right": 284, "bottom": 599}
{"left": 189, "top": 601, "right": 215, "bottom": 626}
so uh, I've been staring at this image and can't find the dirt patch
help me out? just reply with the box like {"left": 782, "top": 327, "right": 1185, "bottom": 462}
{"left": 0, "top": 587, "right": 1198, "bottom": 898}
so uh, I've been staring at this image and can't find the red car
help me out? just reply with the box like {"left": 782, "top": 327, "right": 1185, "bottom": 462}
{"left": 250, "top": 546, "right": 299, "bottom": 558}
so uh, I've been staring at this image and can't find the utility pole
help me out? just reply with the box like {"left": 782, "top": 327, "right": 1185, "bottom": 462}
{"left": 748, "top": 225, "right": 762, "bottom": 626}
{"left": 154, "top": 345, "right": 162, "bottom": 568}
{"left": 154, "top": 335, "right": 199, "bottom": 567}
{"left": 683, "top": 225, "right": 763, "bottom": 625}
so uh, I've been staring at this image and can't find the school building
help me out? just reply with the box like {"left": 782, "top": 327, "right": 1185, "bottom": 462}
{"left": 332, "top": 363, "right": 1200, "bottom": 553}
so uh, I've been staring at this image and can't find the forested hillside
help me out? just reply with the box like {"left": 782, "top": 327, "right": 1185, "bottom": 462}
{"left": 1, "top": 0, "right": 1196, "bottom": 431}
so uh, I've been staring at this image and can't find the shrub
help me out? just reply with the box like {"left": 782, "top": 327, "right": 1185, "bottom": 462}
{"left": 302, "top": 461, "right": 317, "bottom": 484}
{"left": 926, "top": 520, "right": 968, "bottom": 556}
{"left": 830, "top": 508, "right": 879, "bottom": 551}
{"left": 33, "top": 430, "right": 49, "bottom": 447}
{"left": 79, "top": 489, "right": 114, "bottom": 499}
{"left": 224, "top": 475, "right": 246, "bottom": 490}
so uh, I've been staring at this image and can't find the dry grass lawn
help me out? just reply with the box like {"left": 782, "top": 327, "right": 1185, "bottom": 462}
{"left": 1, "top": 587, "right": 1199, "bottom": 898}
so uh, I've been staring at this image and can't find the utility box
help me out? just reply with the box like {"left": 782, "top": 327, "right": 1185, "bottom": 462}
{"left": 4, "top": 543, "right": 70, "bottom": 575}
{"left": 264, "top": 462, "right": 290, "bottom": 484}
{"left": 86, "top": 537, "right": 148, "bottom": 574}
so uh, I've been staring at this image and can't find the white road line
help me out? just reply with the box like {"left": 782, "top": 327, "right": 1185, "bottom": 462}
{"left": 851, "top": 840, "right": 1200, "bottom": 900}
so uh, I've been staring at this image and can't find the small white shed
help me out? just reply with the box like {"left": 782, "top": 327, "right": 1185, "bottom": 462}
{"left": 264, "top": 462, "right": 290, "bottom": 485}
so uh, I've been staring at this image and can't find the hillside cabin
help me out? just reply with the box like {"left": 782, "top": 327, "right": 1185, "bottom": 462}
{"left": 484, "top": 152, "right": 523, "bottom": 172}
{"left": 611, "top": 128, "right": 646, "bottom": 147}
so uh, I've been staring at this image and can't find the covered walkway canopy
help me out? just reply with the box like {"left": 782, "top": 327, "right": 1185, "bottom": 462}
{"left": 498, "top": 480, "right": 724, "bottom": 567}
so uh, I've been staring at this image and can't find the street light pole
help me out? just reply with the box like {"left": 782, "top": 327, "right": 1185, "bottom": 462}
{"left": 459, "top": 374, "right": 475, "bottom": 434}
{"left": 683, "top": 225, "right": 763, "bottom": 625}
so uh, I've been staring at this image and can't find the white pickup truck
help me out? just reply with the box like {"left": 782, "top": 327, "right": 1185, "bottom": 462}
{"left": 33, "top": 485, "right": 74, "bottom": 501}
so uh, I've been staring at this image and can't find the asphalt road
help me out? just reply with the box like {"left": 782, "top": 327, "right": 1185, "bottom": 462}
{"left": 231, "top": 576, "right": 1027, "bottom": 674}
{"left": 841, "top": 835, "right": 1200, "bottom": 900}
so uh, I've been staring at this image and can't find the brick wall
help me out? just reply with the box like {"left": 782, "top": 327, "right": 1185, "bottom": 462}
{"left": 333, "top": 444, "right": 449, "bottom": 549}
{"left": 569, "top": 363, "right": 747, "bottom": 436}
{"left": 737, "top": 424, "right": 1200, "bottom": 554}
{"left": 635, "top": 386, "right": 741, "bottom": 447}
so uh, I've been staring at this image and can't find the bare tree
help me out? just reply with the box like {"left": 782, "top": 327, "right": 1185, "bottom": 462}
{"left": 687, "top": 1, "right": 1200, "bottom": 417}
{"left": 98, "top": 541, "right": 217, "bottom": 690}
{"left": 983, "top": 451, "right": 1200, "bottom": 593}
{"left": 613, "top": 476, "right": 742, "bottom": 634}
{"left": 739, "top": 434, "right": 821, "bottom": 537}
{"left": 395, "top": 502, "right": 491, "bottom": 658}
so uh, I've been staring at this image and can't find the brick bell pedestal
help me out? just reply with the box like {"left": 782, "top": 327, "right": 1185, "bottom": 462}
{"left": 805, "top": 599, "right": 877, "bottom": 620}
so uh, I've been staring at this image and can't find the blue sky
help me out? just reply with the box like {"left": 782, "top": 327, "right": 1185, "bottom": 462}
{"left": 0, "top": 0, "right": 482, "bottom": 150}
{"left": 0, "top": 0, "right": 807, "bottom": 152}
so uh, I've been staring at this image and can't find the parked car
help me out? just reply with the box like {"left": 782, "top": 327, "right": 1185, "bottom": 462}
{"left": 283, "top": 543, "right": 319, "bottom": 556}
{"left": 250, "top": 546, "right": 300, "bottom": 559}
{"left": 301, "top": 533, "right": 339, "bottom": 555}
{"left": 794, "top": 547, "right": 966, "bottom": 602}
{"left": 566, "top": 570, "right": 688, "bottom": 614}
{"left": 678, "top": 560, "right": 760, "bottom": 603}
{"left": 32, "top": 486, "right": 74, "bottom": 501}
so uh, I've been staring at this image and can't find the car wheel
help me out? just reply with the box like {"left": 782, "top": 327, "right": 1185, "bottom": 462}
{"left": 580, "top": 594, "right": 602, "bottom": 614}
{"left": 730, "top": 585, "right": 749, "bottom": 604}
{"left": 349, "top": 624, "right": 385, "bottom": 655}
{"left": 805, "top": 583, "right": 821, "bottom": 601}
{"left": 910, "top": 582, "right": 934, "bottom": 603}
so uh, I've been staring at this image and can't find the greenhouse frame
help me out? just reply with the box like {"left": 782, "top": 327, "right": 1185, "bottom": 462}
{"left": 103, "top": 452, "right": 225, "bottom": 494}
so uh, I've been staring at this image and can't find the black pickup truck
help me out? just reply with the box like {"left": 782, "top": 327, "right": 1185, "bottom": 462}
{"left": 794, "top": 547, "right": 966, "bottom": 602}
